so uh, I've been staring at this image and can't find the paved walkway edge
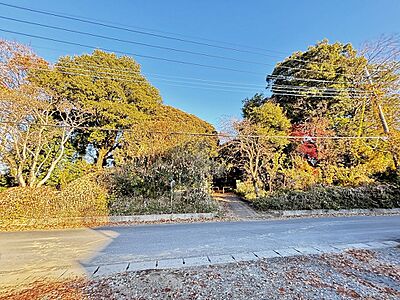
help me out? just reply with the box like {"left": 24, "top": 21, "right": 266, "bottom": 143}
{"left": 84, "top": 240, "right": 400, "bottom": 279}
{"left": 109, "top": 212, "right": 216, "bottom": 223}
{"left": 262, "top": 208, "right": 400, "bottom": 218}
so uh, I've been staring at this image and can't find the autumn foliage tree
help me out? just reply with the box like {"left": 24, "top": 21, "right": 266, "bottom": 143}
{"left": 31, "top": 50, "right": 163, "bottom": 168}
{"left": 0, "top": 40, "right": 87, "bottom": 187}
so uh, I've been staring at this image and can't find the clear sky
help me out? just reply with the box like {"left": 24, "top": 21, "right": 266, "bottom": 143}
{"left": 0, "top": 0, "right": 399, "bottom": 129}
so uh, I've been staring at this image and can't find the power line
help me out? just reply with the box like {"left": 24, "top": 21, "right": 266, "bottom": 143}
{"left": 0, "top": 15, "right": 274, "bottom": 68}
{"left": 28, "top": 46, "right": 266, "bottom": 87}
{"left": 0, "top": 28, "right": 262, "bottom": 75}
{"left": 48, "top": 65, "right": 372, "bottom": 94}
{"left": 270, "top": 92, "right": 368, "bottom": 99}
{"left": 0, "top": 121, "right": 386, "bottom": 140}
{"left": 29, "top": 67, "right": 261, "bottom": 93}
{"left": 17, "top": 41, "right": 375, "bottom": 86}
{"left": 270, "top": 85, "right": 372, "bottom": 95}
{"left": 47, "top": 65, "right": 265, "bottom": 89}
{"left": 0, "top": 2, "right": 375, "bottom": 73}
{"left": 0, "top": 15, "right": 363, "bottom": 78}
{"left": 270, "top": 84, "right": 370, "bottom": 93}
{"left": 267, "top": 74, "right": 362, "bottom": 84}
{"left": 0, "top": 2, "right": 290, "bottom": 59}
{"left": 29, "top": 67, "right": 372, "bottom": 96}
{"left": 0, "top": 33, "right": 389, "bottom": 90}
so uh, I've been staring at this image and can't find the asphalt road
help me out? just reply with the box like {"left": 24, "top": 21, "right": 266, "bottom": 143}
{"left": 88, "top": 215, "right": 400, "bottom": 265}
{"left": 1, "top": 215, "right": 399, "bottom": 290}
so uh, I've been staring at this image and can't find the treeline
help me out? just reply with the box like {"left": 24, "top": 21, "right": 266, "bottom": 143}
{"left": 1, "top": 37, "right": 399, "bottom": 227}
{"left": 0, "top": 40, "right": 217, "bottom": 228}
{"left": 217, "top": 39, "right": 400, "bottom": 206}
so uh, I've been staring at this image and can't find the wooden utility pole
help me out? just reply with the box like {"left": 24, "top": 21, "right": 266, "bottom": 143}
{"left": 365, "top": 67, "right": 399, "bottom": 170}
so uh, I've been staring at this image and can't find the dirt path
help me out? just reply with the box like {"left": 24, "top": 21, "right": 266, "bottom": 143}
{"left": 214, "top": 193, "right": 260, "bottom": 219}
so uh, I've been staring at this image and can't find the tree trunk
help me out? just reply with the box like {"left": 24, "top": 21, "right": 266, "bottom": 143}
{"left": 96, "top": 148, "right": 108, "bottom": 169}
{"left": 252, "top": 177, "right": 259, "bottom": 198}
{"left": 17, "top": 170, "right": 26, "bottom": 187}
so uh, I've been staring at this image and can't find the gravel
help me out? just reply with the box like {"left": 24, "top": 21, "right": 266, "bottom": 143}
{"left": 82, "top": 247, "right": 400, "bottom": 300}
{"left": 2, "top": 247, "right": 399, "bottom": 299}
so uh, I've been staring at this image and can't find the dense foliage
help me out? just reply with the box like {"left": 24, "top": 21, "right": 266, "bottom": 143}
{"left": 0, "top": 40, "right": 217, "bottom": 224}
{"left": 253, "top": 184, "right": 400, "bottom": 210}
{"left": 224, "top": 39, "right": 400, "bottom": 202}
{"left": 1, "top": 37, "right": 399, "bottom": 224}
{"left": 104, "top": 141, "right": 217, "bottom": 215}
{"left": 0, "top": 174, "right": 108, "bottom": 231}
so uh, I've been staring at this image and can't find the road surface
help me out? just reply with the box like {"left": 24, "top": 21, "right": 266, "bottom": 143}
{"left": 90, "top": 215, "right": 400, "bottom": 265}
{"left": 0, "top": 215, "right": 399, "bottom": 290}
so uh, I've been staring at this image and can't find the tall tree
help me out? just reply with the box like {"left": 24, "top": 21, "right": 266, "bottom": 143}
{"left": 225, "top": 102, "right": 290, "bottom": 196}
{"left": 267, "top": 39, "right": 400, "bottom": 178}
{"left": 0, "top": 40, "right": 87, "bottom": 187}
{"left": 31, "top": 50, "right": 162, "bottom": 167}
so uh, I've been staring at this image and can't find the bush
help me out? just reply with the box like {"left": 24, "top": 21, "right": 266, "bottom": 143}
{"left": 235, "top": 180, "right": 267, "bottom": 200}
{"left": 108, "top": 188, "right": 217, "bottom": 215}
{"left": 253, "top": 184, "right": 400, "bottom": 211}
{"left": 103, "top": 142, "right": 219, "bottom": 215}
{"left": 0, "top": 174, "right": 109, "bottom": 231}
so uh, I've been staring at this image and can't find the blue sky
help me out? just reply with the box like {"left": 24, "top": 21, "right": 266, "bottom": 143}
{"left": 0, "top": 0, "right": 399, "bottom": 129}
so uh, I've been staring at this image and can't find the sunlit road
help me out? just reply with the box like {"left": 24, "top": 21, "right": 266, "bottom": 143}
{"left": 90, "top": 215, "right": 400, "bottom": 265}
{"left": 1, "top": 215, "right": 399, "bottom": 291}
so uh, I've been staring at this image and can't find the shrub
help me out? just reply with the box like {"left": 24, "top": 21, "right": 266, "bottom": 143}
{"left": 0, "top": 174, "right": 109, "bottom": 231}
{"left": 235, "top": 180, "right": 267, "bottom": 200}
{"left": 103, "top": 142, "right": 219, "bottom": 215}
{"left": 108, "top": 188, "right": 217, "bottom": 215}
{"left": 253, "top": 184, "right": 400, "bottom": 211}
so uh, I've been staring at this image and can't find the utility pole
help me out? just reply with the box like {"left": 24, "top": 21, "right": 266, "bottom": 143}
{"left": 365, "top": 68, "right": 390, "bottom": 133}
{"left": 365, "top": 67, "right": 399, "bottom": 170}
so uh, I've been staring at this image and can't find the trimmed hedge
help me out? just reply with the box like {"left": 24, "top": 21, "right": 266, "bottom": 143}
{"left": 253, "top": 184, "right": 400, "bottom": 211}
{"left": 0, "top": 174, "right": 109, "bottom": 231}
{"left": 108, "top": 188, "right": 218, "bottom": 216}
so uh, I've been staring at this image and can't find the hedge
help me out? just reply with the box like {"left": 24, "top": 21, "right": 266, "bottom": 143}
{"left": 253, "top": 184, "right": 400, "bottom": 211}
{"left": 0, "top": 174, "right": 109, "bottom": 231}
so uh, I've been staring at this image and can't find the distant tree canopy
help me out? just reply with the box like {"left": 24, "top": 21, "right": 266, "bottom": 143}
{"left": 30, "top": 50, "right": 163, "bottom": 168}
{"left": 116, "top": 105, "right": 217, "bottom": 163}
{"left": 0, "top": 41, "right": 216, "bottom": 187}
{"left": 229, "top": 38, "right": 400, "bottom": 199}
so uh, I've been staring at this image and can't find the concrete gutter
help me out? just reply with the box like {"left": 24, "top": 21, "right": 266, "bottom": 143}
{"left": 262, "top": 208, "right": 400, "bottom": 218}
{"left": 1, "top": 213, "right": 217, "bottom": 230}
{"left": 109, "top": 212, "right": 217, "bottom": 223}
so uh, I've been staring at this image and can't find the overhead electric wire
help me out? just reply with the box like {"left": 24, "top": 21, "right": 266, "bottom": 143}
{"left": 29, "top": 67, "right": 261, "bottom": 92}
{"left": 48, "top": 64, "right": 372, "bottom": 93}
{"left": 29, "top": 66, "right": 373, "bottom": 96}
{"left": 0, "top": 15, "right": 363, "bottom": 78}
{"left": 0, "top": 121, "right": 386, "bottom": 140}
{"left": 0, "top": 15, "right": 274, "bottom": 67}
{"left": 0, "top": 28, "right": 262, "bottom": 75}
{"left": 13, "top": 40, "right": 376, "bottom": 86}
{"left": 26, "top": 46, "right": 266, "bottom": 87}
{"left": 47, "top": 65, "right": 265, "bottom": 89}
{"left": 0, "top": 2, "right": 377, "bottom": 72}
{"left": 0, "top": 2, "right": 292, "bottom": 59}
{"left": 270, "top": 84, "right": 373, "bottom": 94}
{"left": 270, "top": 92, "right": 368, "bottom": 99}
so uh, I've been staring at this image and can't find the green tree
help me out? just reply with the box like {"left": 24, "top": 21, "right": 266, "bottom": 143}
{"left": 242, "top": 93, "right": 266, "bottom": 119}
{"left": 117, "top": 105, "right": 216, "bottom": 163}
{"left": 267, "top": 39, "right": 400, "bottom": 183}
{"left": 267, "top": 40, "right": 368, "bottom": 128}
{"left": 226, "top": 101, "right": 290, "bottom": 197}
{"left": 31, "top": 50, "right": 162, "bottom": 168}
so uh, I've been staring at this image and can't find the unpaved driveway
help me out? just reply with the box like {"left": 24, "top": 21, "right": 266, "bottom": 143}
{"left": 214, "top": 193, "right": 260, "bottom": 219}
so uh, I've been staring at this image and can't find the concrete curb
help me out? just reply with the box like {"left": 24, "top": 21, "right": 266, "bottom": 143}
{"left": 82, "top": 240, "right": 400, "bottom": 279}
{"left": 109, "top": 212, "right": 217, "bottom": 223}
{"left": 1, "top": 213, "right": 217, "bottom": 229}
{"left": 262, "top": 208, "right": 400, "bottom": 218}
